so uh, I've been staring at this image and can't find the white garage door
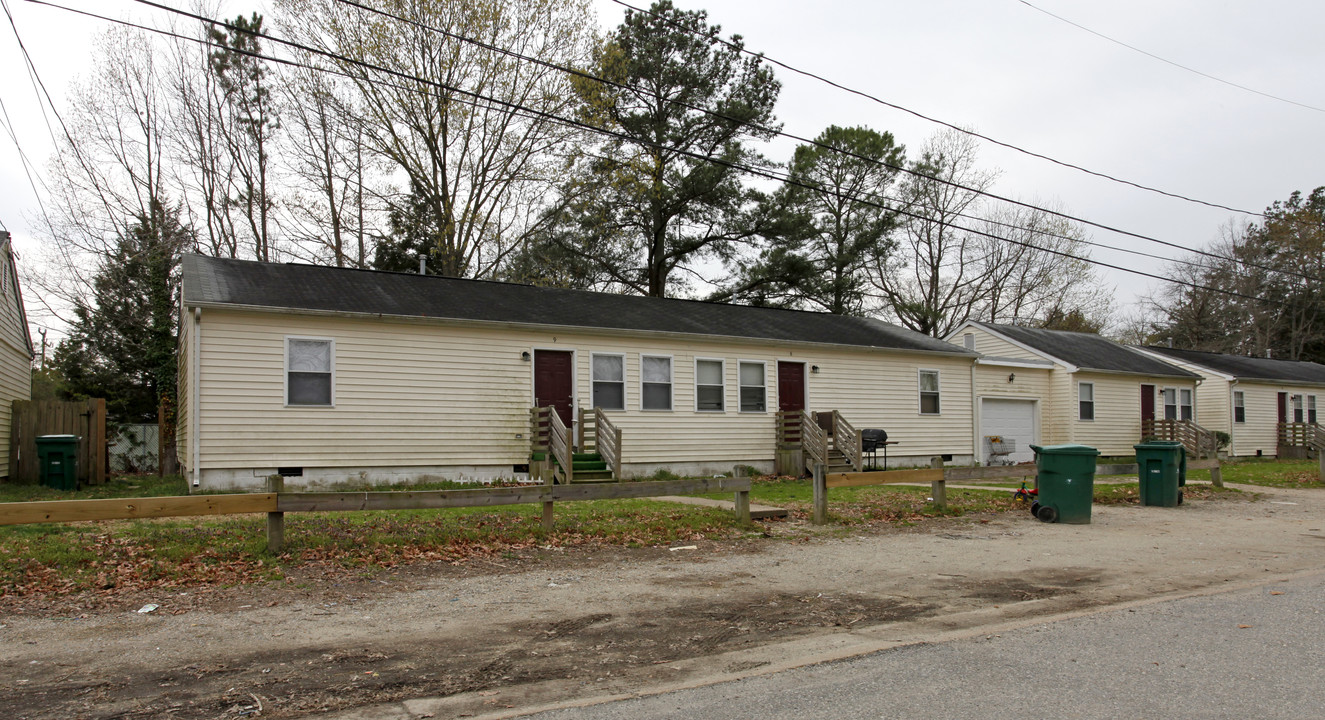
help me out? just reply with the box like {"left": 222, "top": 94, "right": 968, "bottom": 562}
{"left": 980, "top": 398, "right": 1037, "bottom": 464}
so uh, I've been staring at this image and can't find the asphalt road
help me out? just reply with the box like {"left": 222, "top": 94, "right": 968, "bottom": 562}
{"left": 522, "top": 571, "right": 1325, "bottom": 720}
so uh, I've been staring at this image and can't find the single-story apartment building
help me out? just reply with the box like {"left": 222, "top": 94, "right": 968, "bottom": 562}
{"left": 178, "top": 255, "right": 982, "bottom": 490}
{"left": 945, "top": 321, "right": 1201, "bottom": 459}
{"left": 1135, "top": 346, "right": 1325, "bottom": 457}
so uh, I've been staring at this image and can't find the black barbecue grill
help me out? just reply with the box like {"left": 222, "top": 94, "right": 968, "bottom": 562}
{"left": 861, "top": 429, "right": 888, "bottom": 469}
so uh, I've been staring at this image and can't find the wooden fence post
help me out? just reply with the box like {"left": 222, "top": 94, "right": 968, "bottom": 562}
{"left": 733, "top": 466, "right": 751, "bottom": 523}
{"left": 930, "top": 456, "right": 947, "bottom": 510}
{"left": 812, "top": 462, "right": 827, "bottom": 525}
{"left": 542, "top": 462, "right": 555, "bottom": 532}
{"left": 266, "top": 475, "right": 285, "bottom": 554}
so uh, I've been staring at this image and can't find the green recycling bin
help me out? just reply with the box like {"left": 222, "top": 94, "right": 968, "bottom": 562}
{"left": 1029, "top": 444, "right": 1100, "bottom": 524}
{"left": 1134, "top": 440, "right": 1186, "bottom": 507}
{"left": 35, "top": 434, "right": 79, "bottom": 491}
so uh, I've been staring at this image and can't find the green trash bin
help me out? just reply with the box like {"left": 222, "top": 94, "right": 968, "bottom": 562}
{"left": 35, "top": 434, "right": 79, "bottom": 491}
{"left": 1134, "top": 440, "right": 1186, "bottom": 507}
{"left": 1029, "top": 444, "right": 1100, "bottom": 524}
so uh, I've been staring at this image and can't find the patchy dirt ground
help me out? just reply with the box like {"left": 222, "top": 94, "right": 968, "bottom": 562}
{"left": 2, "top": 484, "right": 1322, "bottom": 720}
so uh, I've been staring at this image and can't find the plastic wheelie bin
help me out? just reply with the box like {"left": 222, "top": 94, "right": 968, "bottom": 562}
{"left": 1134, "top": 440, "right": 1186, "bottom": 507}
{"left": 1029, "top": 444, "right": 1100, "bottom": 524}
{"left": 35, "top": 434, "right": 79, "bottom": 491}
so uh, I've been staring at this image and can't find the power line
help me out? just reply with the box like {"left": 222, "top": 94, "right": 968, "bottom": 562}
{"left": 27, "top": 0, "right": 1284, "bottom": 307}
{"left": 1019, "top": 0, "right": 1325, "bottom": 115}
{"left": 315, "top": 0, "right": 1321, "bottom": 285}
{"left": 605, "top": 0, "right": 1296, "bottom": 222}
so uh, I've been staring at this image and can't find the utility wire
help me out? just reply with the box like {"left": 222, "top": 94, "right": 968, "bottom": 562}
{"left": 606, "top": 0, "right": 1302, "bottom": 223}
{"left": 28, "top": 0, "right": 1281, "bottom": 307}
{"left": 315, "top": 0, "right": 1320, "bottom": 284}
{"left": 1019, "top": 0, "right": 1325, "bottom": 115}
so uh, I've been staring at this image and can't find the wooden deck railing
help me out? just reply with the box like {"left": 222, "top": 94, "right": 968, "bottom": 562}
{"left": 546, "top": 406, "right": 573, "bottom": 484}
{"left": 1278, "top": 422, "right": 1325, "bottom": 451}
{"left": 1142, "top": 418, "right": 1218, "bottom": 458}
{"left": 530, "top": 407, "right": 551, "bottom": 455}
{"left": 801, "top": 411, "right": 828, "bottom": 471}
{"left": 831, "top": 410, "right": 863, "bottom": 472}
{"left": 577, "top": 406, "right": 622, "bottom": 480}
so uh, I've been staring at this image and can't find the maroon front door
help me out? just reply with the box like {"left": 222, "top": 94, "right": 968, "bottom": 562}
{"left": 1141, "top": 384, "right": 1155, "bottom": 422}
{"left": 1278, "top": 392, "right": 1288, "bottom": 423}
{"left": 534, "top": 350, "right": 574, "bottom": 427}
{"left": 777, "top": 362, "right": 806, "bottom": 413}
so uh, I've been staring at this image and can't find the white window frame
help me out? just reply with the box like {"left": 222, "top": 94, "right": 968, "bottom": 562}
{"left": 694, "top": 357, "right": 726, "bottom": 413}
{"left": 918, "top": 369, "right": 941, "bottom": 416}
{"left": 284, "top": 336, "right": 335, "bottom": 408}
{"left": 963, "top": 333, "right": 975, "bottom": 351}
{"left": 1162, "top": 387, "right": 1178, "bottom": 420}
{"left": 1233, "top": 390, "right": 1245, "bottom": 424}
{"left": 1292, "top": 394, "right": 1305, "bottom": 423}
{"left": 590, "top": 352, "right": 626, "bottom": 411}
{"left": 1310, "top": 395, "right": 1318, "bottom": 424}
{"left": 737, "top": 360, "right": 768, "bottom": 413}
{"left": 1179, "top": 388, "right": 1194, "bottom": 421}
{"left": 1078, "top": 381, "right": 1095, "bottom": 421}
{"left": 639, "top": 354, "right": 673, "bottom": 412}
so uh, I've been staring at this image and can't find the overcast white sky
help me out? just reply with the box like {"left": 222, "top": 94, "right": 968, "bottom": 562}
{"left": 1, "top": 0, "right": 1322, "bottom": 338}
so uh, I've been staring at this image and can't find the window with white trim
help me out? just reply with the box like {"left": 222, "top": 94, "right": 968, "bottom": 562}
{"left": 1292, "top": 394, "right": 1305, "bottom": 423}
{"left": 591, "top": 353, "right": 625, "bottom": 410}
{"left": 286, "top": 337, "right": 333, "bottom": 406}
{"left": 1078, "top": 382, "right": 1095, "bottom": 421}
{"left": 1163, "top": 388, "right": 1178, "bottom": 420}
{"left": 1233, "top": 391, "right": 1245, "bottom": 423}
{"left": 1310, "top": 395, "right": 1318, "bottom": 424}
{"left": 641, "top": 355, "right": 672, "bottom": 411}
{"left": 919, "top": 370, "right": 940, "bottom": 415}
{"left": 963, "top": 333, "right": 975, "bottom": 351}
{"left": 695, "top": 359, "right": 725, "bottom": 412}
{"left": 1179, "top": 388, "right": 1193, "bottom": 421}
{"left": 738, "top": 361, "right": 766, "bottom": 412}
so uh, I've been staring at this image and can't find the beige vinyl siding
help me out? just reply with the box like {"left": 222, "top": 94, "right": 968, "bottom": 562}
{"left": 1043, "top": 368, "right": 1074, "bottom": 445}
{"left": 1227, "top": 382, "right": 1325, "bottom": 457}
{"left": 1195, "top": 376, "right": 1229, "bottom": 433}
{"left": 973, "top": 364, "right": 1050, "bottom": 400}
{"left": 176, "top": 306, "right": 191, "bottom": 470}
{"left": 1070, "top": 372, "right": 1196, "bottom": 455}
{"left": 192, "top": 309, "right": 976, "bottom": 479}
{"left": 953, "top": 326, "right": 1047, "bottom": 362}
{"left": 0, "top": 254, "right": 31, "bottom": 477}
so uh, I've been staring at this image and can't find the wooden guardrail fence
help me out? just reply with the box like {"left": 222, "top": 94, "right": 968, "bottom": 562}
{"left": 0, "top": 476, "right": 753, "bottom": 553}
{"left": 810, "top": 458, "right": 1223, "bottom": 524}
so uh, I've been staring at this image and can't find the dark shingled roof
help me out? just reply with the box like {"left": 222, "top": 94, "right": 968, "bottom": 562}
{"left": 182, "top": 255, "right": 972, "bottom": 356}
{"left": 971, "top": 322, "right": 1198, "bottom": 378}
{"left": 1142, "top": 346, "right": 1325, "bottom": 385}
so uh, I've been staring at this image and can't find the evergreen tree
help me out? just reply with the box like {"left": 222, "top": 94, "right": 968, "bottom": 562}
{"left": 53, "top": 201, "right": 191, "bottom": 423}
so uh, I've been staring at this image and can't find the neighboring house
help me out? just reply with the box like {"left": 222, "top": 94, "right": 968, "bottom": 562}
{"left": 178, "top": 256, "right": 980, "bottom": 491}
{"left": 945, "top": 321, "right": 1202, "bottom": 459}
{"left": 1134, "top": 346, "right": 1325, "bottom": 458}
{"left": 0, "top": 231, "right": 34, "bottom": 479}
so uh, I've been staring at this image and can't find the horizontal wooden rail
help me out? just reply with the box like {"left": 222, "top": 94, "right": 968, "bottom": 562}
{"left": 0, "top": 493, "right": 277, "bottom": 526}
{"left": 0, "top": 478, "right": 754, "bottom": 531}
{"left": 826, "top": 458, "right": 1223, "bottom": 490}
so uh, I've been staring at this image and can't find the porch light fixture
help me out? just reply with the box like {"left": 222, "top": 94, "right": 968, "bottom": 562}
{"left": 1008, "top": 373, "right": 1016, "bottom": 383}
{"left": 811, "top": 365, "right": 820, "bottom": 373}
{"left": 521, "top": 351, "right": 531, "bottom": 361}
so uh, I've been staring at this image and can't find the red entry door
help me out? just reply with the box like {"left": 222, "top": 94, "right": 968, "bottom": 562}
{"left": 534, "top": 350, "right": 574, "bottom": 427}
{"left": 1140, "top": 384, "right": 1155, "bottom": 422}
{"left": 1278, "top": 392, "right": 1288, "bottom": 423}
{"left": 777, "top": 362, "right": 806, "bottom": 413}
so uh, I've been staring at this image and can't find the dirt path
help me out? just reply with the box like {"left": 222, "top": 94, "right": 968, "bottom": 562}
{"left": 2, "top": 484, "right": 1322, "bottom": 720}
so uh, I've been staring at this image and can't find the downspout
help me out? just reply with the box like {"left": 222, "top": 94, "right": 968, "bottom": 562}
{"left": 191, "top": 307, "right": 201, "bottom": 488}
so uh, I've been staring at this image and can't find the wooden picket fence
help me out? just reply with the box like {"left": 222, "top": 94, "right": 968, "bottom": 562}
{"left": 8, "top": 399, "right": 107, "bottom": 485}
